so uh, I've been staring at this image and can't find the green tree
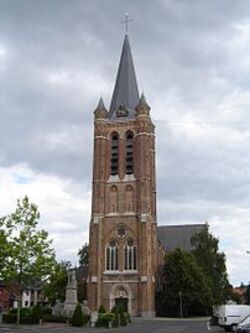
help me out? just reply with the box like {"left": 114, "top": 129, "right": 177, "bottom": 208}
{"left": 245, "top": 284, "right": 250, "bottom": 304}
{"left": 159, "top": 248, "right": 213, "bottom": 317}
{"left": 78, "top": 243, "right": 89, "bottom": 265}
{"left": 0, "top": 196, "right": 56, "bottom": 324}
{"left": 0, "top": 218, "right": 11, "bottom": 277}
{"left": 191, "top": 223, "right": 229, "bottom": 305}
{"left": 43, "top": 261, "right": 71, "bottom": 305}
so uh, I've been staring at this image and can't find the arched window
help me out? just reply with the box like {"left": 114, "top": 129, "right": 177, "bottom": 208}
{"left": 125, "top": 132, "right": 134, "bottom": 174}
{"left": 124, "top": 239, "right": 136, "bottom": 271}
{"left": 106, "top": 240, "right": 119, "bottom": 271}
{"left": 110, "top": 133, "right": 119, "bottom": 175}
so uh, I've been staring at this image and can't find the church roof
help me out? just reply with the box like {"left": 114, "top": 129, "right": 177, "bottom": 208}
{"left": 109, "top": 34, "right": 140, "bottom": 120}
{"left": 157, "top": 224, "right": 206, "bottom": 252}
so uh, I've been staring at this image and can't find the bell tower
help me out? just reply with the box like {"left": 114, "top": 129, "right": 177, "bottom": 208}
{"left": 87, "top": 34, "right": 157, "bottom": 317}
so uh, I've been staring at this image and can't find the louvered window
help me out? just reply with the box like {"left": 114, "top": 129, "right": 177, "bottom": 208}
{"left": 110, "top": 134, "right": 119, "bottom": 175}
{"left": 125, "top": 132, "right": 133, "bottom": 174}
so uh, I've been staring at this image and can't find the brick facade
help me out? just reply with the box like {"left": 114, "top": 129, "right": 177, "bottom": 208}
{"left": 87, "top": 100, "right": 160, "bottom": 317}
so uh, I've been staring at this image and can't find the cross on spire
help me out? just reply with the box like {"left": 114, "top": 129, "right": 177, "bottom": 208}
{"left": 121, "top": 13, "right": 133, "bottom": 35}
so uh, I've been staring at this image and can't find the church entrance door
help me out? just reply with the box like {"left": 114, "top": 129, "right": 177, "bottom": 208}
{"left": 115, "top": 297, "right": 128, "bottom": 313}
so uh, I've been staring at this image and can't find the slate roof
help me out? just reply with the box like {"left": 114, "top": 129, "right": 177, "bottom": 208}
{"left": 109, "top": 34, "right": 140, "bottom": 120}
{"left": 157, "top": 224, "right": 206, "bottom": 252}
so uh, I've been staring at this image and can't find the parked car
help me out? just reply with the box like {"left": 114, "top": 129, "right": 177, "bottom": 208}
{"left": 236, "top": 323, "right": 250, "bottom": 333}
{"left": 237, "top": 315, "right": 250, "bottom": 333}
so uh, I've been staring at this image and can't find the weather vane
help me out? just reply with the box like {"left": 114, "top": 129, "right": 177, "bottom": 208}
{"left": 121, "top": 13, "right": 133, "bottom": 34}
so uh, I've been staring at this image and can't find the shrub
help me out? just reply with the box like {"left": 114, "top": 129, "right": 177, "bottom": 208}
{"left": 71, "top": 304, "right": 84, "bottom": 327}
{"left": 32, "top": 304, "right": 42, "bottom": 321}
{"left": 112, "top": 313, "right": 120, "bottom": 327}
{"left": 41, "top": 307, "right": 52, "bottom": 316}
{"left": 98, "top": 304, "right": 106, "bottom": 313}
{"left": 42, "top": 314, "right": 67, "bottom": 323}
{"left": 20, "top": 316, "right": 38, "bottom": 324}
{"left": 20, "top": 307, "right": 32, "bottom": 317}
{"left": 120, "top": 311, "right": 127, "bottom": 326}
{"left": 96, "top": 313, "right": 115, "bottom": 327}
{"left": 3, "top": 313, "right": 39, "bottom": 325}
{"left": 3, "top": 313, "right": 17, "bottom": 324}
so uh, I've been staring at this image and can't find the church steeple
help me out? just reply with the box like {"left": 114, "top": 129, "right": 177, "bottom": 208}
{"left": 109, "top": 35, "right": 140, "bottom": 119}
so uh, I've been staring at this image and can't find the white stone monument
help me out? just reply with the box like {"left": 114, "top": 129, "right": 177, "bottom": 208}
{"left": 62, "top": 269, "right": 78, "bottom": 318}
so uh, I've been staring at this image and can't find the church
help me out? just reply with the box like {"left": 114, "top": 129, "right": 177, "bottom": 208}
{"left": 87, "top": 32, "right": 205, "bottom": 318}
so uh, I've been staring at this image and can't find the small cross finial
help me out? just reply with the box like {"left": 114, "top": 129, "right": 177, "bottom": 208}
{"left": 121, "top": 13, "right": 133, "bottom": 35}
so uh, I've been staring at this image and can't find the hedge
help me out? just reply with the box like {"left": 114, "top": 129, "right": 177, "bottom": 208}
{"left": 3, "top": 313, "right": 39, "bottom": 324}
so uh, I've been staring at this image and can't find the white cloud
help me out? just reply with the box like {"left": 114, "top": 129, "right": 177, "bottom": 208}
{"left": 0, "top": 163, "right": 90, "bottom": 263}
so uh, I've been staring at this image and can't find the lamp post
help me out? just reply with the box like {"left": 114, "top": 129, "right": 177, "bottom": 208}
{"left": 179, "top": 291, "right": 183, "bottom": 318}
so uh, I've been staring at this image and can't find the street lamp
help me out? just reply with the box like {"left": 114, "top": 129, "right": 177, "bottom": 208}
{"left": 179, "top": 291, "right": 183, "bottom": 318}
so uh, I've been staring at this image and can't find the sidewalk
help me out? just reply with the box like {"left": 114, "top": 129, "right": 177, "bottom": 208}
{"left": 0, "top": 322, "right": 67, "bottom": 330}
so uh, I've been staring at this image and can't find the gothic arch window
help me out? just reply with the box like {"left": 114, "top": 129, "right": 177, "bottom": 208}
{"left": 109, "top": 185, "right": 118, "bottom": 213}
{"left": 110, "top": 133, "right": 119, "bottom": 175}
{"left": 125, "top": 131, "right": 134, "bottom": 175}
{"left": 106, "top": 240, "right": 119, "bottom": 271}
{"left": 124, "top": 239, "right": 137, "bottom": 271}
{"left": 125, "top": 185, "right": 134, "bottom": 212}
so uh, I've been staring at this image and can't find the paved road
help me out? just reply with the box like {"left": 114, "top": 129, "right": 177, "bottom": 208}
{"left": 0, "top": 318, "right": 225, "bottom": 333}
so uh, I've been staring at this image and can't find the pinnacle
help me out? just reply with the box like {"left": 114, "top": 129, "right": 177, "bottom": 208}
{"left": 138, "top": 92, "right": 150, "bottom": 108}
{"left": 96, "top": 97, "right": 107, "bottom": 111}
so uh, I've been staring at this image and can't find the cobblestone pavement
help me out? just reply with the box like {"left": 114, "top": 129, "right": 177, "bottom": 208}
{"left": 0, "top": 318, "right": 225, "bottom": 333}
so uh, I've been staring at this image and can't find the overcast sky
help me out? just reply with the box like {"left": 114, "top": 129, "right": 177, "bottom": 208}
{"left": 1, "top": 0, "right": 250, "bottom": 286}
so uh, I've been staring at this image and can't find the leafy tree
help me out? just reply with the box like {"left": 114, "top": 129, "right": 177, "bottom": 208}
{"left": 245, "top": 284, "right": 250, "bottom": 304}
{"left": 0, "top": 218, "right": 11, "bottom": 277}
{"left": 0, "top": 196, "right": 56, "bottom": 324}
{"left": 191, "top": 223, "right": 229, "bottom": 305}
{"left": 78, "top": 243, "right": 89, "bottom": 265}
{"left": 159, "top": 248, "right": 213, "bottom": 317}
{"left": 43, "top": 261, "right": 72, "bottom": 305}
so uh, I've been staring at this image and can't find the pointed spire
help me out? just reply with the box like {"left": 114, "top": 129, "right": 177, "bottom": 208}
{"left": 109, "top": 35, "right": 140, "bottom": 119}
